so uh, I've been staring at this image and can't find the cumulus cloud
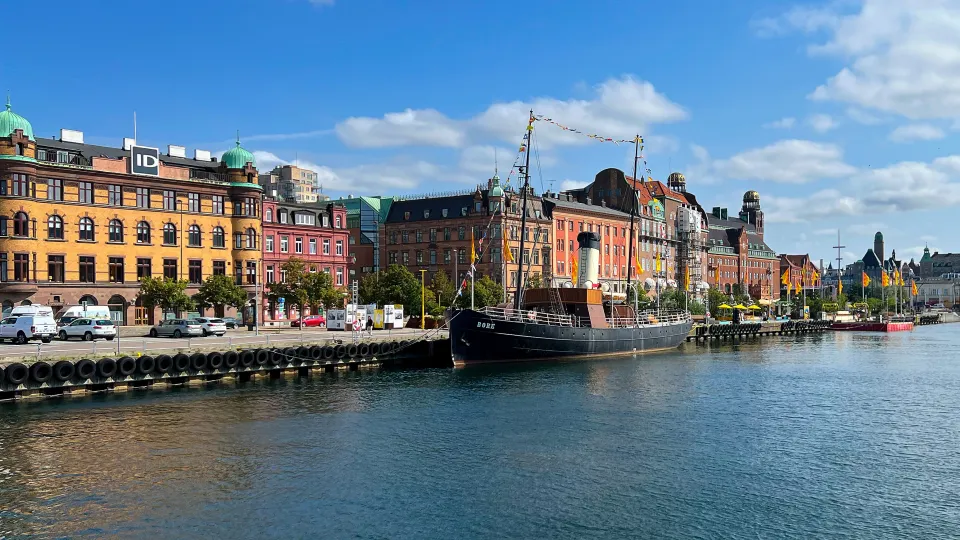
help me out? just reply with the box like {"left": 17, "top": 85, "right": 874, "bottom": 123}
{"left": 807, "top": 113, "right": 838, "bottom": 132}
{"left": 846, "top": 107, "right": 884, "bottom": 125}
{"left": 888, "top": 123, "right": 946, "bottom": 142}
{"left": 334, "top": 76, "right": 687, "bottom": 149}
{"left": 252, "top": 150, "right": 440, "bottom": 195}
{"left": 708, "top": 139, "right": 856, "bottom": 184}
{"left": 764, "top": 117, "right": 796, "bottom": 129}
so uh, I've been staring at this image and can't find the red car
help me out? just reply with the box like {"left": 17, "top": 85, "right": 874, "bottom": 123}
{"left": 291, "top": 315, "right": 326, "bottom": 328}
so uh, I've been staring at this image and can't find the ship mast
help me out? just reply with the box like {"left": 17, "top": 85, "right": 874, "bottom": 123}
{"left": 627, "top": 135, "right": 639, "bottom": 313}
{"left": 514, "top": 110, "right": 533, "bottom": 311}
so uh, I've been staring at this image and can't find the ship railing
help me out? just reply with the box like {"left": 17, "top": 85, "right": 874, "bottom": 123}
{"left": 480, "top": 306, "right": 579, "bottom": 327}
{"left": 606, "top": 309, "right": 692, "bottom": 328}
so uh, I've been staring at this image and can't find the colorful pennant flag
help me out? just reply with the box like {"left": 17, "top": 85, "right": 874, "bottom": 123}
{"left": 532, "top": 115, "right": 642, "bottom": 145}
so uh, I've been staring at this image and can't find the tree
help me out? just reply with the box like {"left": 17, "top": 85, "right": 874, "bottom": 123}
{"left": 430, "top": 270, "right": 456, "bottom": 307}
{"left": 525, "top": 273, "right": 543, "bottom": 289}
{"left": 626, "top": 284, "right": 652, "bottom": 311}
{"left": 138, "top": 277, "right": 194, "bottom": 317}
{"left": 706, "top": 288, "right": 728, "bottom": 315}
{"left": 688, "top": 301, "right": 707, "bottom": 315}
{"left": 194, "top": 274, "right": 249, "bottom": 316}
{"left": 303, "top": 270, "right": 341, "bottom": 311}
{"left": 473, "top": 275, "right": 505, "bottom": 309}
{"left": 267, "top": 258, "right": 311, "bottom": 320}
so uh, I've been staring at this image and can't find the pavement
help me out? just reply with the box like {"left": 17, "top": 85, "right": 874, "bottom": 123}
{"left": 0, "top": 327, "right": 447, "bottom": 364}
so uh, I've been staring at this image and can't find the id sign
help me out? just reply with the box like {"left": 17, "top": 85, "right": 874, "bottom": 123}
{"left": 131, "top": 145, "right": 160, "bottom": 176}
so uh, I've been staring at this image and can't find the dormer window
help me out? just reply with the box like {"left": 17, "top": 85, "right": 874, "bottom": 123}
{"left": 423, "top": 210, "right": 430, "bottom": 218}
{"left": 15, "top": 143, "right": 23, "bottom": 156}
{"left": 461, "top": 207, "right": 468, "bottom": 216}
{"left": 475, "top": 202, "right": 482, "bottom": 212}
{"left": 442, "top": 208, "right": 448, "bottom": 217}
{"left": 404, "top": 211, "right": 411, "bottom": 220}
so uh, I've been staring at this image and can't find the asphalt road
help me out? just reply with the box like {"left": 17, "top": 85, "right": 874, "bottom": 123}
{"left": 0, "top": 327, "right": 446, "bottom": 363}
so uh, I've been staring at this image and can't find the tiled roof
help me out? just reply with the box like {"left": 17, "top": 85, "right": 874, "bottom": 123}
{"left": 862, "top": 249, "right": 882, "bottom": 268}
{"left": 543, "top": 196, "right": 631, "bottom": 219}
{"left": 384, "top": 193, "right": 480, "bottom": 224}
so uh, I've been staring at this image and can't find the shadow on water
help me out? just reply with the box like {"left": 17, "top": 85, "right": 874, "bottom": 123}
{"left": 0, "top": 326, "right": 958, "bottom": 539}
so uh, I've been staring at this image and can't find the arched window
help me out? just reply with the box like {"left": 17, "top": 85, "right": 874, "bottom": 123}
{"left": 265, "top": 208, "right": 273, "bottom": 222}
{"left": 163, "top": 223, "right": 177, "bottom": 245}
{"left": 108, "top": 219, "right": 124, "bottom": 242}
{"left": 136, "top": 221, "right": 151, "bottom": 244}
{"left": 212, "top": 226, "right": 225, "bottom": 248}
{"left": 78, "top": 217, "right": 94, "bottom": 241}
{"left": 188, "top": 224, "right": 201, "bottom": 246}
{"left": 13, "top": 211, "right": 29, "bottom": 237}
{"left": 245, "top": 228, "right": 257, "bottom": 249}
{"left": 47, "top": 215, "right": 63, "bottom": 240}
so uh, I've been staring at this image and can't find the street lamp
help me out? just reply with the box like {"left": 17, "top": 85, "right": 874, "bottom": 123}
{"left": 419, "top": 269, "right": 427, "bottom": 330}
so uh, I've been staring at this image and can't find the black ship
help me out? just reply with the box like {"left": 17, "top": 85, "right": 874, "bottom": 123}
{"left": 448, "top": 113, "right": 693, "bottom": 366}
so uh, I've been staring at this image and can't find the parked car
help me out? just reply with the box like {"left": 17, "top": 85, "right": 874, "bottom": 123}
{"left": 221, "top": 317, "right": 239, "bottom": 329}
{"left": 191, "top": 317, "right": 227, "bottom": 337}
{"left": 59, "top": 318, "right": 117, "bottom": 341}
{"left": 291, "top": 315, "right": 326, "bottom": 328}
{"left": 55, "top": 306, "right": 111, "bottom": 329}
{"left": 0, "top": 315, "right": 57, "bottom": 344}
{"left": 149, "top": 319, "right": 203, "bottom": 338}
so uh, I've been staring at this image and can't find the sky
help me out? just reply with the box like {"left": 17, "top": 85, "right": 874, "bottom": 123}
{"left": 5, "top": 0, "right": 959, "bottom": 267}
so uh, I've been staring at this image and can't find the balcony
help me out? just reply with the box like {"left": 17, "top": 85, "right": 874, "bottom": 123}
{"left": 36, "top": 151, "right": 91, "bottom": 168}
{"left": 189, "top": 169, "right": 227, "bottom": 183}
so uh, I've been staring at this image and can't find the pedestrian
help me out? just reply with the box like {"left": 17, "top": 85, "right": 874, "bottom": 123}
{"left": 366, "top": 316, "right": 374, "bottom": 337}
{"left": 352, "top": 317, "right": 361, "bottom": 344}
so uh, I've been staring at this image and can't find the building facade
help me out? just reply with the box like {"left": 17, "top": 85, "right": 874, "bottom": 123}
{"left": 259, "top": 164, "right": 326, "bottom": 204}
{"left": 380, "top": 176, "right": 552, "bottom": 303}
{"left": 705, "top": 192, "right": 779, "bottom": 302}
{"left": 778, "top": 254, "right": 820, "bottom": 294}
{"left": 341, "top": 195, "right": 394, "bottom": 282}
{"left": 261, "top": 199, "right": 349, "bottom": 321}
{"left": 0, "top": 102, "right": 262, "bottom": 323}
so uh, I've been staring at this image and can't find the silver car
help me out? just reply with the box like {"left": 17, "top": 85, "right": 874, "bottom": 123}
{"left": 149, "top": 319, "right": 203, "bottom": 338}
{"left": 192, "top": 317, "right": 227, "bottom": 337}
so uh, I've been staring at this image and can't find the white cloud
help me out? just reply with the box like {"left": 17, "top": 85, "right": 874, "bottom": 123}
{"left": 846, "top": 107, "right": 883, "bottom": 125}
{"left": 334, "top": 76, "right": 687, "bottom": 149}
{"left": 920, "top": 234, "right": 937, "bottom": 242}
{"left": 764, "top": 0, "right": 960, "bottom": 119}
{"left": 808, "top": 113, "right": 838, "bottom": 132}
{"left": 709, "top": 139, "right": 856, "bottom": 184}
{"left": 847, "top": 222, "right": 887, "bottom": 235}
{"left": 888, "top": 123, "right": 946, "bottom": 142}
{"left": 814, "top": 228, "right": 838, "bottom": 235}
{"left": 764, "top": 117, "right": 796, "bottom": 129}
{"left": 559, "top": 180, "right": 586, "bottom": 192}
{"left": 252, "top": 150, "right": 440, "bottom": 195}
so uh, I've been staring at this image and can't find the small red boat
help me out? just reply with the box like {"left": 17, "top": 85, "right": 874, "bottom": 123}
{"left": 831, "top": 321, "right": 914, "bottom": 332}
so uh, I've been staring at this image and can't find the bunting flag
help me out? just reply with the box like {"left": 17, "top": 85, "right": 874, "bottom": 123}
{"left": 911, "top": 280, "right": 918, "bottom": 296}
{"left": 838, "top": 279, "right": 843, "bottom": 297}
{"left": 503, "top": 235, "right": 514, "bottom": 263}
{"left": 781, "top": 270, "right": 790, "bottom": 286}
{"left": 571, "top": 252, "right": 579, "bottom": 284}
{"left": 862, "top": 272, "right": 871, "bottom": 288}
{"left": 533, "top": 115, "right": 642, "bottom": 145}
{"left": 881, "top": 271, "right": 890, "bottom": 287}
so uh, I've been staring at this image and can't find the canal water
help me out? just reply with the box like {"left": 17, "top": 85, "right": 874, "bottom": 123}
{"left": 1, "top": 327, "right": 958, "bottom": 539}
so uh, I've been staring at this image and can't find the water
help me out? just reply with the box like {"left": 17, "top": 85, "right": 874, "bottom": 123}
{"left": 1, "top": 328, "right": 959, "bottom": 539}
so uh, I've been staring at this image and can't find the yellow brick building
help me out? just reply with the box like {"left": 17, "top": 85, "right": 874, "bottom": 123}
{"left": 0, "top": 99, "right": 262, "bottom": 324}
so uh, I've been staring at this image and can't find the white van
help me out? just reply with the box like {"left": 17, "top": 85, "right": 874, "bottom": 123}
{"left": 56, "top": 305, "right": 111, "bottom": 327}
{"left": 11, "top": 305, "right": 55, "bottom": 318}
{"left": 0, "top": 314, "right": 57, "bottom": 343}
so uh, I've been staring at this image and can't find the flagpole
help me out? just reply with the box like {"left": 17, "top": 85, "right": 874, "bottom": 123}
{"left": 627, "top": 134, "right": 639, "bottom": 317}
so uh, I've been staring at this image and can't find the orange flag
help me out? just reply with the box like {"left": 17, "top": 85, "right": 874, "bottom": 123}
{"left": 862, "top": 272, "right": 871, "bottom": 288}
{"left": 881, "top": 272, "right": 890, "bottom": 287}
{"left": 911, "top": 280, "right": 918, "bottom": 296}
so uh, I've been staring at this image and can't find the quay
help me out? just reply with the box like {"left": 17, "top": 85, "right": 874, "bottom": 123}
{"left": 686, "top": 321, "right": 831, "bottom": 344}
{"left": 0, "top": 333, "right": 450, "bottom": 402}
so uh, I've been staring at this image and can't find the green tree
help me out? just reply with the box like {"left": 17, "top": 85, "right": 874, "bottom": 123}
{"left": 138, "top": 277, "right": 195, "bottom": 317}
{"left": 194, "top": 274, "right": 249, "bottom": 316}
{"left": 359, "top": 271, "right": 385, "bottom": 306}
{"left": 430, "top": 270, "right": 457, "bottom": 307}
{"left": 866, "top": 297, "right": 882, "bottom": 315}
{"left": 688, "top": 301, "right": 707, "bottom": 315}
{"left": 303, "top": 270, "right": 341, "bottom": 312}
{"left": 473, "top": 275, "right": 505, "bottom": 309}
{"left": 706, "top": 288, "right": 728, "bottom": 315}
{"left": 626, "top": 284, "right": 652, "bottom": 311}
{"left": 267, "top": 258, "right": 311, "bottom": 320}
{"left": 525, "top": 273, "right": 543, "bottom": 289}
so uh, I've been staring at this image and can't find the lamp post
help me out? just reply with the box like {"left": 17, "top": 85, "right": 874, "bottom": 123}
{"left": 419, "top": 269, "right": 427, "bottom": 330}
{"left": 453, "top": 249, "right": 458, "bottom": 293}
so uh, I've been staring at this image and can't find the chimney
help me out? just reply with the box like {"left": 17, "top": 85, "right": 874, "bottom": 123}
{"left": 122, "top": 137, "right": 136, "bottom": 150}
{"left": 721, "top": 208, "right": 728, "bottom": 220}
{"left": 601, "top": 199, "right": 606, "bottom": 207}
{"left": 194, "top": 149, "right": 212, "bottom": 161}
{"left": 712, "top": 206, "right": 721, "bottom": 218}
{"left": 168, "top": 145, "right": 186, "bottom": 158}
{"left": 60, "top": 129, "right": 83, "bottom": 144}
{"left": 585, "top": 197, "right": 592, "bottom": 205}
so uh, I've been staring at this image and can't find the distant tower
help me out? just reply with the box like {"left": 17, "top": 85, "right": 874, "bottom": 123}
{"left": 667, "top": 171, "right": 686, "bottom": 193}
{"left": 874, "top": 231, "right": 884, "bottom": 263}
{"left": 739, "top": 190, "right": 764, "bottom": 237}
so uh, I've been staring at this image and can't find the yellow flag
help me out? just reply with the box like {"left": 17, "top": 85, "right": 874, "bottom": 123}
{"left": 655, "top": 252, "right": 662, "bottom": 273}
{"left": 787, "top": 281, "right": 793, "bottom": 295}
{"left": 911, "top": 280, "right": 918, "bottom": 296}
{"left": 862, "top": 272, "right": 871, "bottom": 288}
{"left": 634, "top": 251, "right": 641, "bottom": 278}
{"left": 684, "top": 266, "right": 690, "bottom": 291}
{"left": 781, "top": 271, "right": 790, "bottom": 286}
{"left": 714, "top": 265, "right": 720, "bottom": 286}
{"left": 882, "top": 272, "right": 890, "bottom": 287}
{"left": 470, "top": 228, "right": 476, "bottom": 264}
{"left": 571, "top": 252, "right": 579, "bottom": 284}
{"left": 503, "top": 235, "right": 513, "bottom": 263}
{"left": 838, "top": 279, "right": 843, "bottom": 297}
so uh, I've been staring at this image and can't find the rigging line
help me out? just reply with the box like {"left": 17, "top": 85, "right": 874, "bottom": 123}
{"left": 533, "top": 126, "right": 546, "bottom": 194}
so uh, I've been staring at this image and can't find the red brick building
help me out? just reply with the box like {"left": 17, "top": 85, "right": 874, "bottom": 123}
{"left": 778, "top": 254, "right": 820, "bottom": 295}
{"left": 705, "top": 191, "right": 779, "bottom": 303}
{"left": 261, "top": 198, "right": 349, "bottom": 321}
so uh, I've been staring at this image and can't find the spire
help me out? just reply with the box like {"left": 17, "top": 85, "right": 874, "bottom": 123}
{"left": 236, "top": 130, "right": 241, "bottom": 147}
{"left": 5, "top": 92, "right": 10, "bottom": 111}
{"left": 494, "top": 148, "right": 498, "bottom": 176}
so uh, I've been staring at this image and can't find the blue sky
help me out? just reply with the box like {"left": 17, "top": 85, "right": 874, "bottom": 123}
{"left": 6, "top": 0, "right": 959, "bottom": 267}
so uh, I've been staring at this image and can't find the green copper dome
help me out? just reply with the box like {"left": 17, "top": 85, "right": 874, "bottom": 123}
{"left": 489, "top": 173, "right": 504, "bottom": 197}
{"left": 0, "top": 97, "right": 34, "bottom": 141}
{"left": 222, "top": 138, "right": 255, "bottom": 169}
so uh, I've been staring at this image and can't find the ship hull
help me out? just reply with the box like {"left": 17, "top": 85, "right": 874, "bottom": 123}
{"left": 831, "top": 321, "right": 914, "bottom": 332}
{"left": 448, "top": 309, "right": 693, "bottom": 367}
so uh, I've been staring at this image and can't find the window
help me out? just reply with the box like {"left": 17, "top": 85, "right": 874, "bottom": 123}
{"left": 47, "top": 178, "right": 63, "bottom": 201}
{"left": 14, "top": 253, "right": 29, "bottom": 281}
{"left": 336, "top": 240, "right": 343, "bottom": 256}
{"left": 402, "top": 252, "right": 410, "bottom": 264}
{"left": 402, "top": 231, "right": 409, "bottom": 243}
{"left": 47, "top": 255, "right": 64, "bottom": 283}
{"left": 163, "top": 190, "right": 176, "bottom": 210}
{"left": 309, "top": 238, "right": 317, "bottom": 255}
{"left": 234, "top": 233, "right": 243, "bottom": 249}
{"left": 0, "top": 253, "right": 6, "bottom": 281}
{"left": 188, "top": 193, "right": 200, "bottom": 212}
{"left": 246, "top": 261, "right": 256, "bottom": 284}
{"left": 265, "top": 235, "right": 274, "bottom": 252}
{"left": 416, "top": 230, "right": 423, "bottom": 243}
{"left": 212, "top": 226, "right": 225, "bottom": 248}
{"left": 430, "top": 250, "right": 437, "bottom": 264}
{"left": 13, "top": 212, "right": 29, "bottom": 237}
{"left": 234, "top": 261, "right": 243, "bottom": 285}
{"left": 265, "top": 208, "right": 273, "bottom": 222}
{"left": 335, "top": 215, "right": 342, "bottom": 228}
{"left": 245, "top": 228, "right": 257, "bottom": 249}
{"left": 213, "top": 261, "right": 226, "bottom": 276}
{"left": 78, "top": 181, "right": 93, "bottom": 203}
{"left": 279, "top": 210, "right": 288, "bottom": 224}
{"left": 108, "top": 219, "right": 123, "bottom": 242}
{"left": 336, "top": 267, "right": 344, "bottom": 286}
{"left": 458, "top": 226, "right": 465, "bottom": 240}
{"left": 430, "top": 228, "right": 437, "bottom": 242}
{"left": 189, "top": 260, "right": 202, "bottom": 284}
{"left": 137, "top": 258, "right": 151, "bottom": 280}
{"left": 245, "top": 198, "right": 257, "bottom": 217}
{"left": 163, "top": 259, "right": 177, "bottom": 280}
{"left": 212, "top": 195, "right": 224, "bottom": 215}
{"left": 444, "top": 249, "right": 451, "bottom": 264}
{"left": 108, "top": 185, "right": 122, "bottom": 206}
{"left": 134, "top": 221, "right": 150, "bottom": 244}
{"left": 322, "top": 239, "right": 330, "bottom": 255}
{"left": 188, "top": 224, "right": 201, "bottom": 246}
{"left": 295, "top": 213, "right": 315, "bottom": 226}
{"left": 163, "top": 223, "right": 177, "bottom": 245}
{"left": 266, "top": 265, "right": 274, "bottom": 283}
{"left": 280, "top": 236, "right": 289, "bottom": 253}
{"left": 78, "top": 217, "right": 94, "bottom": 241}
{"left": 12, "top": 174, "right": 28, "bottom": 197}
{"left": 416, "top": 250, "right": 423, "bottom": 264}
{"left": 109, "top": 257, "right": 124, "bottom": 283}
{"left": 47, "top": 215, "right": 63, "bottom": 240}
{"left": 458, "top": 250, "right": 466, "bottom": 264}
{"left": 136, "top": 188, "right": 150, "bottom": 208}
{"left": 79, "top": 256, "right": 95, "bottom": 283}
{"left": 295, "top": 237, "right": 303, "bottom": 254}
{"left": 444, "top": 228, "right": 451, "bottom": 241}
